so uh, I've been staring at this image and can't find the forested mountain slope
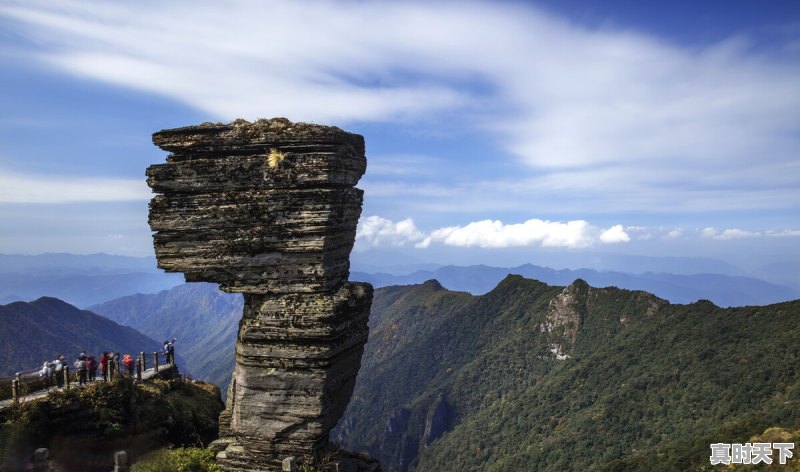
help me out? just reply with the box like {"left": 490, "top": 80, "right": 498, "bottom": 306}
{"left": 334, "top": 276, "right": 800, "bottom": 471}
{"left": 89, "top": 283, "right": 242, "bottom": 391}
{"left": 0, "top": 297, "right": 164, "bottom": 376}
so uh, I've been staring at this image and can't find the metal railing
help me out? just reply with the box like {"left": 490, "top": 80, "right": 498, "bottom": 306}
{"left": 1, "top": 347, "right": 176, "bottom": 404}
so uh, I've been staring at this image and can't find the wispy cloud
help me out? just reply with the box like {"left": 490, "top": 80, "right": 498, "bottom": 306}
{"left": 1, "top": 0, "right": 798, "bottom": 214}
{"left": 0, "top": 169, "right": 150, "bottom": 203}
{"left": 366, "top": 154, "right": 443, "bottom": 177}
{"left": 701, "top": 227, "right": 800, "bottom": 240}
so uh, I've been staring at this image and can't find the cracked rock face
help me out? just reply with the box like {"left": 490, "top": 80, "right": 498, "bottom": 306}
{"left": 147, "top": 118, "right": 377, "bottom": 471}
{"left": 541, "top": 279, "right": 589, "bottom": 358}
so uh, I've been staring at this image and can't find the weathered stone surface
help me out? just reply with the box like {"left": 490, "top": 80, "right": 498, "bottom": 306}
{"left": 147, "top": 148, "right": 366, "bottom": 192}
{"left": 147, "top": 118, "right": 375, "bottom": 471}
{"left": 149, "top": 187, "right": 362, "bottom": 293}
{"left": 422, "top": 394, "right": 452, "bottom": 446}
{"left": 231, "top": 284, "right": 371, "bottom": 430}
{"left": 152, "top": 118, "right": 365, "bottom": 159}
{"left": 148, "top": 118, "right": 366, "bottom": 294}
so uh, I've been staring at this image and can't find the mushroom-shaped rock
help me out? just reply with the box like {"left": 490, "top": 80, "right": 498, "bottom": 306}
{"left": 147, "top": 118, "right": 375, "bottom": 471}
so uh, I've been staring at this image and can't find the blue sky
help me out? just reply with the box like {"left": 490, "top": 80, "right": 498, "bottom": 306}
{"left": 0, "top": 0, "right": 798, "bottom": 269}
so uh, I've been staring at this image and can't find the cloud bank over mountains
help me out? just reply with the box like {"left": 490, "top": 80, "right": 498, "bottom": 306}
{"left": 356, "top": 216, "right": 800, "bottom": 250}
{"left": 358, "top": 216, "right": 632, "bottom": 249}
{"left": 701, "top": 227, "right": 800, "bottom": 240}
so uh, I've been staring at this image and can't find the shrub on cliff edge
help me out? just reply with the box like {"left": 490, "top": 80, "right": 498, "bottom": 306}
{"left": 131, "top": 447, "right": 221, "bottom": 472}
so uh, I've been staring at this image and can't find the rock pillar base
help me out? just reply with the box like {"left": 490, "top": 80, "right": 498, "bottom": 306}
{"left": 215, "top": 283, "right": 373, "bottom": 471}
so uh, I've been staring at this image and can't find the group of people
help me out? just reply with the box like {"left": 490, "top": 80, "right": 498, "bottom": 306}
{"left": 39, "top": 352, "right": 119, "bottom": 387}
{"left": 36, "top": 340, "right": 176, "bottom": 389}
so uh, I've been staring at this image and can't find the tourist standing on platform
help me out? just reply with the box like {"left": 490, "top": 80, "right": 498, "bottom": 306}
{"left": 53, "top": 355, "right": 64, "bottom": 388}
{"left": 75, "top": 354, "right": 88, "bottom": 386}
{"left": 122, "top": 354, "right": 134, "bottom": 377}
{"left": 39, "top": 361, "right": 52, "bottom": 386}
{"left": 100, "top": 352, "right": 108, "bottom": 381}
{"left": 109, "top": 352, "right": 118, "bottom": 379}
{"left": 87, "top": 355, "right": 97, "bottom": 382}
{"left": 167, "top": 338, "right": 176, "bottom": 364}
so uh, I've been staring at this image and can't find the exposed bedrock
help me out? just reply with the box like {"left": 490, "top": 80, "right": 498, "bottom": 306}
{"left": 146, "top": 118, "right": 377, "bottom": 471}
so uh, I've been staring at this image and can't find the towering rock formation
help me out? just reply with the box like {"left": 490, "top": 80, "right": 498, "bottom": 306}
{"left": 147, "top": 118, "right": 378, "bottom": 471}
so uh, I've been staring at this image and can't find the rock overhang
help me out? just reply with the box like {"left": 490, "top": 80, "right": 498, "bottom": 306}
{"left": 146, "top": 118, "right": 367, "bottom": 294}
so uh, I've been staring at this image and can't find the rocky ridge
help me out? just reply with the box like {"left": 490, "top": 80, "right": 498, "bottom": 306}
{"left": 147, "top": 118, "right": 378, "bottom": 471}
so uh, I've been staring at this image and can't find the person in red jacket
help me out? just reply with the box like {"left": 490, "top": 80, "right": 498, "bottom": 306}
{"left": 122, "top": 354, "right": 134, "bottom": 377}
{"left": 86, "top": 355, "right": 97, "bottom": 382}
{"left": 100, "top": 351, "right": 109, "bottom": 382}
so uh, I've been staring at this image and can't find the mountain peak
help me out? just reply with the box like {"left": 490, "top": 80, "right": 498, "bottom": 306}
{"left": 691, "top": 299, "right": 719, "bottom": 309}
{"left": 0, "top": 298, "right": 164, "bottom": 376}
{"left": 30, "top": 296, "right": 78, "bottom": 312}
{"left": 420, "top": 279, "right": 445, "bottom": 291}
{"left": 568, "top": 278, "right": 589, "bottom": 290}
{"left": 491, "top": 273, "right": 545, "bottom": 292}
{"left": 31, "top": 296, "right": 71, "bottom": 304}
{"left": 501, "top": 273, "right": 525, "bottom": 283}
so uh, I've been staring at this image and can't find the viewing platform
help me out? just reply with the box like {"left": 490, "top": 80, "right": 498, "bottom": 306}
{"left": 0, "top": 350, "right": 177, "bottom": 412}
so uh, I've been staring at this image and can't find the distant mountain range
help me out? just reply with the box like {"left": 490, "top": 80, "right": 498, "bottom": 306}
{"left": 0, "top": 297, "right": 167, "bottom": 377}
{"left": 352, "top": 248, "right": 800, "bottom": 290}
{"left": 0, "top": 253, "right": 183, "bottom": 307}
{"left": 2, "top": 252, "right": 796, "bottom": 308}
{"left": 333, "top": 276, "right": 800, "bottom": 471}
{"left": 352, "top": 263, "right": 799, "bottom": 307}
{"left": 89, "top": 283, "right": 242, "bottom": 393}
{"left": 352, "top": 249, "right": 752, "bottom": 278}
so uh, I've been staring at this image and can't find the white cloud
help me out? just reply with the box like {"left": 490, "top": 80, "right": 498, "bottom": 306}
{"left": 623, "top": 226, "right": 653, "bottom": 240}
{"left": 665, "top": 229, "right": 683, "bottom": 239}
{"left": 421, "top": 219, "right": 600, "bottom": 249}
{"left": 0, "top": 169, "right": 151, "bottom": 203}
{"left": 1, "top": 1, "right": 798, "bottom": 213}
{"left": 599, "top": 225, "right": 631, "bottom": 244}
{"left": 699, "top": 227, "right": 800, "bottom": 240}
{"left": 765, "top": 229, "right": 800, "bottom": 237}
{"left": 358, "top": 219, "right": 800, "bottom": 249}
{"left": 715, "top": 228, "right": 760, "bottom": 240}
{"left": 358, "top": 217, "right": 630, "bottom": 249}
{"left": 356, "top": 216, "right": 426, "bottom": 247}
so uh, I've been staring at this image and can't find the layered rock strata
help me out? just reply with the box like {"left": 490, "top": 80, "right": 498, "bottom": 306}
{"left": 147, "top": 118, "right": 377, "bottom": 471}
